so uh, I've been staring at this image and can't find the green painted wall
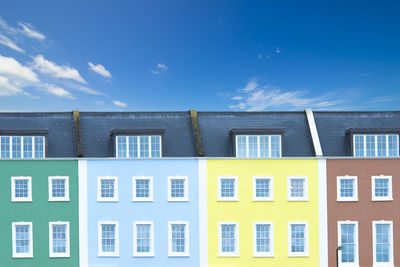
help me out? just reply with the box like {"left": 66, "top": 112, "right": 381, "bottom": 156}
{"left": 0, "top": 160, "right": 79, "bottom": 267}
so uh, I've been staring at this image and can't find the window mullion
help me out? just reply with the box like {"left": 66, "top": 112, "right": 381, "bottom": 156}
{"left": 148, "top": 136, "right": 152, "bottom": 158}
{"left": 137, "top": 136, "right": 141, "bottom": 158}
{"left": 21, "top": 136, "right": 24, "bottom": 159}
{"left": 245, "top": 136, "right": 249, "bottom": 158}
{"left": 374, "top": 135, "right": 378, "bottom": 157}
{"left": 268, "top": 136, "right": 271, "bottom": 158}
{"left": 32, "top": 137, "right": 35, "bottom": 159}
{"left": 10, "top": 136, "right": 13, "bottom": 159}
{"left": 386, "top": 135, "right": 389, "bottom": 157}
{"left": 363, "top": 135, "right": 366, "bottom": 157}
{"left": 257, "top": 136, "right": 260, "bottom": 157}
{"left": 126, "top": 136, "right": 129, "bottom": 158}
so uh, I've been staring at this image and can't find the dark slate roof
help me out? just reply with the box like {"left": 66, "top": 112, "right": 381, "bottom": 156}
{"left": 0, "top": 112, "right": 76, "bottom": 157}
{"left": 197, "top": 112, "right": 315, "bottom": 157}
{"left": 313, "top": 111, "right": 400, "bottom": 156}
{"left": 79, "top": 112, "right": 196, "bottom": 157}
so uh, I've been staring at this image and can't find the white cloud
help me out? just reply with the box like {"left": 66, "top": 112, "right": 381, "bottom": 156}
{"left": 0, "top": 33, "right": 25, "bottom": 52}
{"left": 257, "top": 54, "right": 262, "bottom": 60}
{"left": 113, "top": 100, "right": 127, "bottom": 108}
{"left": 275, "top": 46, "right": 280, "bottom": 54}
{"left": 240, "top": 80, "right": 258, "bottom": 93}
{"left": 31, "top": 55, "right": 86, "bottom": 83}
{"left": 229, "top": 79, "right": 347, "bottom": 111}
{"left": 0, "top": 54, "right": 39, "bottom": 82}
{"left": 18, "top": 22, "right": 45, "bottom": 40}
{"left": 88, "top": 62, "right": 112, "bottom": 78}
{"left": 0, "top": 76, "right": 23, "bottom": 96}
{"left": 151, "top": 63, "right": 168, "bottom": 75}
{"left": 41, "top": 84, "right": 75, "bottom": 99}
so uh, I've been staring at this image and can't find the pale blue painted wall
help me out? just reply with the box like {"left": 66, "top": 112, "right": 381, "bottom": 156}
{"left": 86, "top": 159, "right": 199, "bottom": 267}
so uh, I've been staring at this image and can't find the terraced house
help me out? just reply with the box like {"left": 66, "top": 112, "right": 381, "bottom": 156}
{"left": 0, "top": 110, "right": 399, "bottom": 267}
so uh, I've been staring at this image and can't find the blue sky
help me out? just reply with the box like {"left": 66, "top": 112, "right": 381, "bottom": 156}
{"left": 0, "top": 0, "right": 399, "bottom": 111}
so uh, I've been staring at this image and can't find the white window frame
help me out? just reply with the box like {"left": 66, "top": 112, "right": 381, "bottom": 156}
{"left": 218, "top": 222, "right": 239, "bottom": 257}
{"left": 235, "top": 135, "right": 282, "bottom": 158}
{"left": 97, "top": 176, "right": 118, "bottom": 202}
{"left": 287, "top": 176, "right": 308, "bottom": 201}
{"left": 337, "top": 176, "right": 358, "bottom": 202}
{"left": 133, "top": 221, "right": 154, "bottom": 257}
{"left": 98, "top": 221, "right": 119, "bottom": 257}
{"left": 115, "top": 135, "right": 162, "bottom": 158}
{"left": 0, "top": 135, "right": 45, "bottom": 159}
{"left": 372, "top": 175, "right": 393, "bottom": 201}
{"left": 372, "top": 221, "right": 394, "bottom": 267}
{"left": 11, "top": 176, "right": 32, "bottom": 202}
{"left": 48, "top": 176, "right": 70, "bottom": 202}
{"left": 132, "top": 176, "right": 153, "bottom": 202}
{"left": 288, "top": 221, "right": 309, "bottom": 257}
{"left": 217, "top": 176, "right": 238, "bottom": 201}
{"left": 337, "top": 221, "right": 359, "bottom": 267}
{"left": 12, "top": 221, "right": 33, "bottom": 258}
{"left": 253, "top": 222, "right": 274, "bottom": 257}
{"left": 353, "top": 134, "right": 399, "bottom": 157}
{"left": 168, "top": 176, "right": 189, "bottom": 202}
{"left": 168, "top": 221, "right": 190, "bottom": 257}
{"left": 49, "top": 221, "right": 70, "bottom": 258}
{"left": 253, "top": 176, "right": 273, "bottom": 201}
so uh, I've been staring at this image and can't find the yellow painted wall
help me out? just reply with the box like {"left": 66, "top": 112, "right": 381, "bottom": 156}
{"left": 207, "top": 159, "right": 319, "bottom": 267}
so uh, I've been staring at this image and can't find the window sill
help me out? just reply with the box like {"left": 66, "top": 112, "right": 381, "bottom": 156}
{"left": 133, "top": 254, "right": 155, "bottom": 257}
{"left": 48, "top": 198, "right": 70, "bottom": 202}
{"left": 288, "top": 253, "right": 309, "bottom": 257}
{"left": 253, "top": 254, "right": 274, "bottom": 257}
{"left": 12, "top": 254, "right": 33, "bottom": 258}
{"left": 49, "top": 254, "right": 70, "bottom": 258}
{"left": 217, "top": 198, "right": 239, "bottom": 202}
{"left": 287, "top": 198, "right": 308, "bottom": 202}
{"left": 372, "top": 198, "right": 393, "bottom": 202}
{"left": 11, "top": 199, "right": 32, "bottom": 202}
{"left": 98, "top": 254, "right": 120, "bottom": 257}
{"left": 168, "top": 253, "right": 190, "bottom": 257}
{"left": 372, "top": 263, "right": 394, "bottom": 267}
{"left": 132, "top": 199, "right": 153, "bottom": 202}
{"left": 336, "top": 198, "right": 359, "bottom": 202}
{"left": 168, "top": 199, "right": 189, "bottom": 202}
{"left": 218, "top": 253, "right": 240, "bottom": 257}
{"left": 253, "top": 199, "right": 274, "bottom": 202}
{"left": 97, "top": 199, "right": 119, "bottom": 202}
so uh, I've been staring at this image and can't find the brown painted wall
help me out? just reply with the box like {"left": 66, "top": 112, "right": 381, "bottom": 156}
{"left": 327, "top": 159, "right": 400, "bottom": 267}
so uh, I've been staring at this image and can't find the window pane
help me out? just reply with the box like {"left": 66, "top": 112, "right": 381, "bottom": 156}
{"left": 340, "top": 179, "right": 354, "bottom": 198}
{"left": 221, "top": 179, "right": 235, "bottom": 198}
{"left": 34, "top": 136, "right": 44, "bottom": 158}
{"left": 256, "top": 179, "right": 270, "bottom": 198}
{"left": 171, "top": 179, "right": 185, "bottom": 198}
{"left": 270, "top": 136, "right": 281, "bottom": 157}
{"left": 136, "top": 224, "right": 151, "bottom": 253}
{"left": 290, "top": 179, "right": 304, "bottom": 197}
{"left": 221, "top": 224, "right": 235, "bottom": 252}
{"left": 101, "top": 224, "right": 116, "bottom": 252}
{"left": 128, "top": 136, "right": 138, "bottom": 158}
{"left": 377, "top": 135, "right": 387, "bottom": 157}
{"left": 15, "top": 179, "right": 29, "bottom": 198}
{"left": 366, "top": 135, "right": 376, "bottom": 157}
{"left": 248, "top": 136, "right": 258, "bottom": 157}
{"left": 151, "top": 136, "right": 161, "bottom": 157}
{"left": 236, "top": 136, "right": 247, "bottom": 157}
{"left": 101, "top": 180, "right": 115, "bottom": 198}
{"left": 291, "top": 224, "right": 305, "bottom": 252}
{"left": 15, "top": 225, "right": 30, "bottom": 253}
{"left": 256, "top": 224, "right": 270, "bottom": 252}
{"left": 52, "top": 225, "right": 67, "bottom": 253}
{"left": 23, "top": 137, "right": 33, "bottom": 158}
{"left": 354, "top": 135, "right": 364, "bottom": 157}
{"left": 388, "top": 135, "right": 398, "bottom": 157}
{"left": 52, "top": 179, "right": 66, "bottom": 198}
{"left": 375, "top": 178, "right": 389, "bottom": 197}
{"left": 341, "top": 224, "right": 355, "bottom": 262}
{"left": 171, "top": 224, "right": 186, "bottom": 252}
{"left": 259, "top": 135, "right": 269, "bottom": 157}
{"left": 375, "top": 224, "right": 390, "bottom": 263}
{"left": 140, "top": 136, "right": 149, "bottom": 158}
{"left": 12, "top": 136, "right": 21, "bottom": 158}
{"left": 1, "top": 136, "right": 10, "bottom": 158}
{"left": 136, "top": 179, "right": 150, "bottom": 198}
{"left": 117, "top": 136, "right": 127, "bottom": 158}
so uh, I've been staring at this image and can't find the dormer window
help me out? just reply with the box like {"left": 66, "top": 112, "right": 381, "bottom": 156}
{"left": 0, "top": 135, "right": 45, "bottom": 159}
{"left": 353, "top": 134, "right": 398, "bottom": 157}
{"left": 112, "top": 129, "right": 164, "bottom": 158}
{"left": 230, "top": 129, "right": 283, "bottom": 158}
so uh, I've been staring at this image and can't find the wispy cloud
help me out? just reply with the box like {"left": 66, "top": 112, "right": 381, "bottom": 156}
{"left": 88, "top": 62, "right": 111, "bottom": 78}
{"left": 113, "top": 100, "right": 127, "bottom": 108}
{"left": 0, "top": 54, "right": 39, "bottom": 82}
{"left": 0, "top": 33, "right": 25, "bottom": 52}
{"left": 150, "top": 63, "right": 168, "bottom": 75}
{"left": 229, "top": 80, "right": 347, "bottom": 111}
{"left": 40, "top": 84, "right": 75, "bottom": 99}
{"left": 30, "top": 55, "right": 86, "bottom": 83}
{"left": 0, "top": 76, "right": 23, "bottom": 96}
{"left": 18, "top": 22, "right": 45, "bottom": 40}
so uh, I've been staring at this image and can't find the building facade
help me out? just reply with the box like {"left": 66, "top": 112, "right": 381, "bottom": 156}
{"left": 0, "top": 110, "right": 399, "bottom": 267}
